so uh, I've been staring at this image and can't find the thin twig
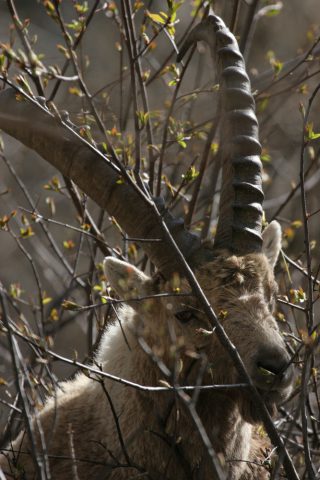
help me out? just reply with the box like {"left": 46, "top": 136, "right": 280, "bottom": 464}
{"left": 0, "top": 284, "right": 49, "bottom": 479}
{"left": 48, "top": 0, "right": 100, "bottom": 101}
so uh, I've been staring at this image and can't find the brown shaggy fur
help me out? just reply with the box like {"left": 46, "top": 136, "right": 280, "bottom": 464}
{"left": 0, "top": 222, "right": 293, "bottom": 479}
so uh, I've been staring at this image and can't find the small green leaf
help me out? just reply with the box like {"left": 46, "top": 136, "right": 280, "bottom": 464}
{"left": 69, "top": 86, "right": 83, "bottom": 97}
{"left": 62, "top": 300, "right": 81, "bottom": 310}
{"left": 266, "top": 50, "right": 283, "bottom": 77}
{"left": 9, "top": 283, "right": 23, "bottom": 299}
{"left": 20, "top": 226, "right": 35, "bottom": 238}
{"left": 74, "top": 2, "right": 89, "bottom": 14}
{"left": 56, "top": 44, "right": 70, "bottom": 59}
{"left": 265, "top": 8, "right": 282, "bottom": 17}
{"left": 291, "top": 220, "right": 302, "bottom": 229}
{"left": 290, "top": 287, "right": 306, "bottom": 304}
{"left": 177, "top": 139, "right": 187, "bottom": 148}
{"left": 258, "top": 366, "right": 275, "bottom": 377}
{"left": 261, "top": 153, "right": 271, "bottom": 162}
{"left": 210, "top": 142, "right": 219, "bottom": 154}
{"left": 93, "top": 284, "right": 102, "bottom": 292}
{"left": 133, "top": 1, "right": 144, "bottom": 12}
{"left": 63, "top": 239, "right": 75, "bottom": 249}
{"left": 44, "top": 0, "right": 55, "bottom": 13}
{"left": 50, "top": 308, "right": 59, "bottom": 321}
{"left": 305, "top": 122, "right": 320, "bottom": 142}
{"left": 137, "top": 110, "right": 149, "bottom": 129}
{"left": 0, "top": 54, "right": 5, "bottom": 71}
{"left": 42, "top": 297, "right": 52, "bottom": 305}
{"left": 257, "top": 97, "right": 269, "bottom": 113}
{"left": 182, "top": 165, "right": 199, "bottom": 182}
{"left": 147, "top": 11, "right": 167, "bottom": 24}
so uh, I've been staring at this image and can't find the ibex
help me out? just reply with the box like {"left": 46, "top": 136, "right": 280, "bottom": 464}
{"left": 0, "top": 14, "right": 294, "bottom": 480}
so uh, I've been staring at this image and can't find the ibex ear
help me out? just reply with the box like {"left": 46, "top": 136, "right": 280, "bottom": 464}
{"left": 262, "top": 221, "right": 282, "bottom": 269}
{"left": 103, "top": 258, "right": 151, "bottom": 300}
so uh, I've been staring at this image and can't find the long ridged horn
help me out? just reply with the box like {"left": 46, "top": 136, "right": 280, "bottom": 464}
{"left": 178, "top": 15, "right": 264, "bottom": 254}
{"left": 0, "top": 87, "right": 201, "bottom": 279}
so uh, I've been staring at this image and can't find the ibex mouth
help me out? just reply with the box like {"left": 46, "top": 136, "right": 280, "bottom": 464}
{"left": 242, "top": 363, "right": 293, "bottom": 424}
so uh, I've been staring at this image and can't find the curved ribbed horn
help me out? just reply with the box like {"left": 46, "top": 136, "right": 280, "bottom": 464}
{"left": 178, "top": 15, "right": 264, "bottom": 254}
{"left": 0, "top": 87, "right": 202, "bottom": 279}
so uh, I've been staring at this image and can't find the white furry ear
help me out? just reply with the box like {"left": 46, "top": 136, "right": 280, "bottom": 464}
{"left": 262, "top": 221, "right": 282, "bottom": 269}
{"left": 103, "top": 258, "right": 150, "bottom": 299}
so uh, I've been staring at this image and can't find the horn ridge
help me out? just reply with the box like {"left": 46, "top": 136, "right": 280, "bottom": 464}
{"left": 178, "top": 13, "right": 264, "bottom": 255}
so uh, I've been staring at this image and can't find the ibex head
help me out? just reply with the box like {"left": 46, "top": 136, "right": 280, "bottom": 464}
{"left": 104, "top": 218, "right": 293, "bottom": 424}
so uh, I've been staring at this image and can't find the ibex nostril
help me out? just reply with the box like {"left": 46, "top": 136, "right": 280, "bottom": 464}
{"left": 255, "top": 350, "right": 294, "bottom": 390}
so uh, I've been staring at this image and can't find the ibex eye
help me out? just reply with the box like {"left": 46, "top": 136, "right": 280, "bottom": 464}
{"left": 175, "top": 310, "right": 196, "bottom": 324}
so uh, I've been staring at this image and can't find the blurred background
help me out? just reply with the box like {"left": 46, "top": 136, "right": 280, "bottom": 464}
{"left": 0, "top": 0, "right": 320, "bottom": 472}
